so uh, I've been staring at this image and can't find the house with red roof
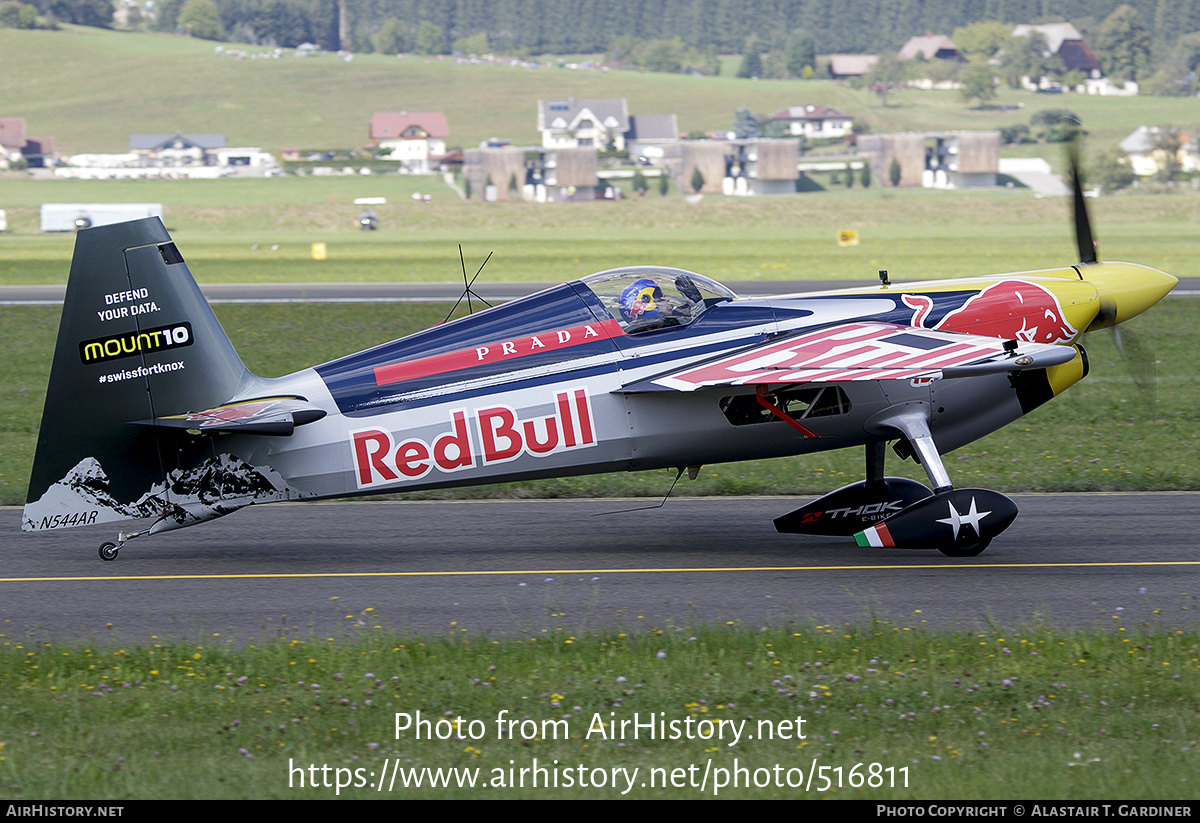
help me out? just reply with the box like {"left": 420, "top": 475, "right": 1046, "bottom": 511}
{"left": 0, "top": 118, "right": 56, "bottom": 168}
{"left": 369, "top": 111, "right": 450, "bottom": 174}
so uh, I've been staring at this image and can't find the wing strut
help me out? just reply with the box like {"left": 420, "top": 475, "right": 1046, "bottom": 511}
{"left": 755, "top": 386, "right": 818, "bottom": 438}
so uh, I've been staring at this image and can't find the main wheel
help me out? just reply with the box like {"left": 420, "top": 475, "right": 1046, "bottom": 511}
{"left": 937, "top": 537, "right": 990, "bottom": 557}
{"left": 98, "top": 542, "right": 120, "bottom": 561}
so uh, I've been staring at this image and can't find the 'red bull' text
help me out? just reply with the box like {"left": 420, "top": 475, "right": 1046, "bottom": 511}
{"left": 350, "top": 388, "right": 596, "bottom": 488}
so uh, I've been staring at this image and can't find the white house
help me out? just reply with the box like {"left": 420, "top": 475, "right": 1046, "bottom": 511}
{"left": 767, "top": 105, "right": 853, "bottom": 139}
{"left": 1120, "top": 126, "right": 1199, "bottom": 177}
{"left": 537, "top": 99, "right": 630, "bottom": 151}
{"left": 129, "top": 132, "right": 227, "bottom": 166}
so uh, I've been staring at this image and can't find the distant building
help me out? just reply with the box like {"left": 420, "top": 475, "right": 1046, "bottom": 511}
{"left": 1011, "top": 23, "right": 1139, "bottom": 93}
{"left": 1012, "top": 23, "right": 1101, "bottom": 77}
{"left": 898, "top": 34, "right": 963, "bottom": 62}
{"left": 1120, "top": 126, "right": 1199, "bottom": 177}
{"left": 858, "top": 131, "right": 1000, "bottom": 189}
{"left": 676, "top": 139, "right": 799, "bottom": 197}
{"left": 826, "top": 54, "right": 878, "bottom": 80}
{"left": 625, "top": 114, "right": 679, "bottom": 161}
{"left": 768, "top": 105, "right": 853, "bottom": 139}
{"left": 130, "top": 132, "right": 227, "bottom": 166}
{"left": 369, "top": 111, "right": 450, "bottom": 174}
{"left": 0, "top": 117, "right": 56, "bottom": 168}
{"left": 55, "top": 133, "right": 278, "bottom": 178}
{"left": 724, "top": 139, "right": 800, "bottom": 196}
{"left": 18, "top": 135, "right": 55, "bottom": 168}
{"left": 537, "top": 98, "right": 630, "bottom": 151}
{"left": 463, "top": 146, "right": 600, "bottom": 202}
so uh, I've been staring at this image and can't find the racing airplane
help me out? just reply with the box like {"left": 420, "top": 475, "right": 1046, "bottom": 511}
{"left": 22, "top": 154, "right": 1177, "bottom": 560}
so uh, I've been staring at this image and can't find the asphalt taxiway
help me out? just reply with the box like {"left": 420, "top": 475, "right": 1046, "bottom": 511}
{"left": 3, "top": 493, "right": 1197, "bottom": 641}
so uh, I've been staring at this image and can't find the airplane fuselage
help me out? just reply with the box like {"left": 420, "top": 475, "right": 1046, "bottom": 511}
{"left": 234, "top": 269, "right": 1096, "bottom": 502}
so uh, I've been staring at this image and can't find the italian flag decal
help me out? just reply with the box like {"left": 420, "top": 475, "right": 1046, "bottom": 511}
{"left": 854, "top": 522, "right": 896, "bottom": 548}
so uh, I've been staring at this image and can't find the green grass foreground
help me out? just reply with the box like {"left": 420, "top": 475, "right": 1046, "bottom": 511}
{"left": 2, "top": 298, "right": 1198, "bottom": 507}
{"left": 1, "top": 614, "right": 1196, "bottom": 799}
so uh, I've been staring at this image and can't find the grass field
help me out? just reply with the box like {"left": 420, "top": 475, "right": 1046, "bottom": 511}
{"left": 4, "top": 25, "right": 1200, "bottom": 156}
{"left": 1, "top": 177, "right": 1198, "bottom": 285}
{"left": 2, "top": 616, "right": 1198, "bottom": 799}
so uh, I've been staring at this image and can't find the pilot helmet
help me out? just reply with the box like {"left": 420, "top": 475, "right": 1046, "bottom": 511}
{"left": 619, "top": 278, "right": 663, "bottom": 322}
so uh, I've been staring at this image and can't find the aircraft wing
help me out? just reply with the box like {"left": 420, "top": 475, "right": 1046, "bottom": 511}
{"left": 618, "top": 322, "right": 1079, "bottom": 393}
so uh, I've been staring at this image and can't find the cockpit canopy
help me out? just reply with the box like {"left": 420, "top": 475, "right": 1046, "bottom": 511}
{"left": 580, "top": 267, "right": 738, "bottom": 333}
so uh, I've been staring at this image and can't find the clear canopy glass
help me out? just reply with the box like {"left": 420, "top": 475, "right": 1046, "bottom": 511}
{"left": 580, "top": 267, "right": 738, "bottom": 333}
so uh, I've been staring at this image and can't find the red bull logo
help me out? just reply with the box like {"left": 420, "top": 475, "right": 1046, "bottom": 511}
{"left": 350, "top": 388, "right": 596, "bottom": 489}
{"left": 903, "top": 280, "right": 1079, "bottom": 345}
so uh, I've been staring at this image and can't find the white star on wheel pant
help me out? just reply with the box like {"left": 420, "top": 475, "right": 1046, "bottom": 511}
{"left": 936, "top": 497, "right": 991, "bottom": 539}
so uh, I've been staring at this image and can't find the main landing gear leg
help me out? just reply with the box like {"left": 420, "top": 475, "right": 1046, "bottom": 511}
{"left": 865, "top": 403, "right": 953, "bottom": 494}
{"left": 864, "top": 440, "right": 887, "bottom": 497}
{"left": 861, "top": 403, "right": 1016, "bottom": 555}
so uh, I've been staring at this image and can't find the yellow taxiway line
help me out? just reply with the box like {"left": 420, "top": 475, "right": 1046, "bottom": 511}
{"left": 4, "top": 560, "right": 1200, "bottom": 583}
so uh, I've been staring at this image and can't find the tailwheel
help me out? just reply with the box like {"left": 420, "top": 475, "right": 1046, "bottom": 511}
{"left": 937, "top": 537, "right": 991, "bottom": 558}
{"left": 95, "top": 521, "right": 161, "bottom": 562}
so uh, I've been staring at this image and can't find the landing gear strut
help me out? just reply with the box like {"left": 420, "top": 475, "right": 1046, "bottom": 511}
{"left": 860, "top": 404, "right": 1016, "bottom": 554}
{"left": 98, "top": 529, "right": 141, "bottom": 561}
{"left": 95, "top": 502, "right": 187, "bottom": 561}
{"left": 776, "top": 403, "right": 1018, "bottom": 554}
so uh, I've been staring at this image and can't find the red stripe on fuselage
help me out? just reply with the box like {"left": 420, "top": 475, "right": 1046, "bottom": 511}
{"left": 373, "top": 319, "right": 625, "bottom": 387}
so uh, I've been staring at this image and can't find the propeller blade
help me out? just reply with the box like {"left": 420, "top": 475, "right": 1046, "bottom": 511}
{"left": 1067, "top": 132, "right": 1098, "bottom": 264}
{"left": 1086, "top": 297, "right": 1117, "bottom": 332}
{"left": 1111, "top": 324, "right": 1157, "bottom": 418}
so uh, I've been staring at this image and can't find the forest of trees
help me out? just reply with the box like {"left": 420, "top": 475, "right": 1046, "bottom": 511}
{"left": 14, "top": 0, "right": 1200, "bottom": 74}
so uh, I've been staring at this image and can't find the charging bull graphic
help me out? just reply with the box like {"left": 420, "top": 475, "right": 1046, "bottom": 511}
{"left": 902, "top": 280, "right": 1079, "bottom": 345}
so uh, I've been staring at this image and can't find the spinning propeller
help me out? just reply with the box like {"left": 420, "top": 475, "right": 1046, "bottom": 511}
{"left": 1068, "top": 130, "right": 1165, "bottom": 416}
{"left": 1068, "top": 134, "right": 1098, "bottom": 266}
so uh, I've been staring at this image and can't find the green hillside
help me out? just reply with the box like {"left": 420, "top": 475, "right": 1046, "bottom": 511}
{"left": 3, "top": 25, "right": 1199, "bottom": 155}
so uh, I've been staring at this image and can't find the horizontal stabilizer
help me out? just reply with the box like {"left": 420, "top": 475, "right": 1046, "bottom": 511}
{"left": 132, "top": 396, "right": 326, "bottom": 437}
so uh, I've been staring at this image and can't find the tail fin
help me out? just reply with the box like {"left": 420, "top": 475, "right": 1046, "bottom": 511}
{"left": 23, "top": 217, "right": 261, "bottom": 532}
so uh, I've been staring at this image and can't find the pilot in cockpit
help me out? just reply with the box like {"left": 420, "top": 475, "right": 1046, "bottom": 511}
{"left": 619, "top": 277, "right": 694, "bottom": 333}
